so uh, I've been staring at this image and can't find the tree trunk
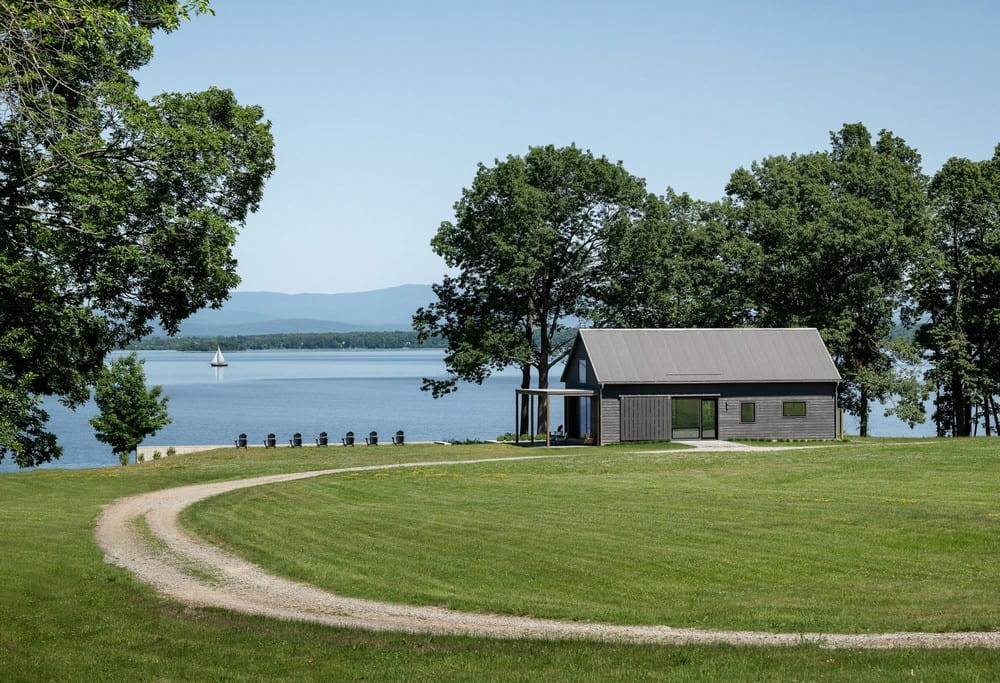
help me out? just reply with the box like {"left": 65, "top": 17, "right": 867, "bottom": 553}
{"left": 979, "top": 343, "right": 991, "bottom": 436}
{"left": 532, "top": 295, "right": 564, "bottom": 437}
{"left": 952, "top": 371, "right": 969, "bottom": 437}
{"left": 992, "top": 396, "right": 1000, "bottom": 435}
{"left": 859, "top": 385, "right": 869, "bottom": 437}
{"left": 934, "top": 382, "right": 945, "bottom": 437}
{"left": 519, "top": 363, "right": 531, "bottom": 436}
{"left": 536, "top": 322, "right": 551, "bottom": 436}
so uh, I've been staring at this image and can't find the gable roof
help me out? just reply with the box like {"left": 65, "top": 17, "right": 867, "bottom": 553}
{"left": 563, "top": 328, "right": 841, "bottom": 384}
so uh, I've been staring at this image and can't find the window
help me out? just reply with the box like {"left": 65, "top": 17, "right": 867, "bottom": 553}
{"left": 578, "top": 359, "right": 587, "bottom": 383}
{"left": 579, "top": 397, "right": 591, "bottom": 435}
{"left": 740, "top": 402, "right": 755, "bottom": 423}
{"left": 783, "top": 401, "right": 806, "bottom": 417}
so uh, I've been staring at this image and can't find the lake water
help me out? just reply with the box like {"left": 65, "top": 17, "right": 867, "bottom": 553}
{"left": 2, "top": 348, "right": 936, "bottom": 472}
{"left": 1, "top": 349, "right": 554, "bottom": 472}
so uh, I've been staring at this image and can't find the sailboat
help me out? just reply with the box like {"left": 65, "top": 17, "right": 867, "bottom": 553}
{"left": 210, "top": 346, "right": 228, "bottom": 367}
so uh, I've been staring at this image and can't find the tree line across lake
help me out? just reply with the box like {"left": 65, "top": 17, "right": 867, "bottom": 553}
{"left": 130, "top": 332, "right": 446, "bottom": 352}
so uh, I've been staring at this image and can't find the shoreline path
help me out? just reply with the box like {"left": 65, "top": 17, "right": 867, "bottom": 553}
{"left": 95, "top": 448, "right": 999, "bottom": 649}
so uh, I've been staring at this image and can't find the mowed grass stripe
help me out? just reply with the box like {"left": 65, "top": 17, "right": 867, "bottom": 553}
{"left": 182, "top": 441, "right": 1000, "bottom": 633}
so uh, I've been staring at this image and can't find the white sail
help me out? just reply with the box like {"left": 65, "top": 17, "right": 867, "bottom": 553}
{"left": 211, "top": 347, "right": 227, "bottom": 366}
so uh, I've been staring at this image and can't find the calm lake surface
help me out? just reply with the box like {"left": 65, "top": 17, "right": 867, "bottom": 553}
{"left": 2, "top": 348, "right": 935, "bottom": 472}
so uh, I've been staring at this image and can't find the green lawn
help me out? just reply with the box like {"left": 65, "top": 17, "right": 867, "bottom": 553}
{"left": 184, "top": 439, "right": 999, "bottom": 633}
{"left": 2, "top": 441, "right": 999, "bottom": 681}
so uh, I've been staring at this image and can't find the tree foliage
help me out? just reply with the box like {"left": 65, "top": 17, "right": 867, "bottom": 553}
{"left": 725, "top": 123, "right": 930, "bottom": 435}
{"left": 592, "top": 189, "right": 755, "bottom": 328}
{"left": 89, "top": 353, "right": 170, "bottom": 464}
{"left": 908, "top": 148, "right": 1000, "bottom": 436}
{"left": 414, "top": 144, "right": 653, "bottom": 430}
{"left": 0, "top": 1, "right": 275, "bottom": 466}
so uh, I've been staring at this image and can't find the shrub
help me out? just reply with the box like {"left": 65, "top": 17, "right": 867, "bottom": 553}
{"left": 153, "top": 451, "right": 162, "bottom": 460}
{"left": 165, "top": 447, "right": 176, "bottom": 457}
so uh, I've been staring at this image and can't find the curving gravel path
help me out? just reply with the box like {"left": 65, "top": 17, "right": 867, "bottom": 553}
{"left": 94, "top": 451, "right": 999, "bottom": 649}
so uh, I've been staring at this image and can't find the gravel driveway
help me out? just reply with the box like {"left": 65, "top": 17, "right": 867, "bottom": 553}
{"left": 94, "top": 451, "right": 999, "bottom": 649}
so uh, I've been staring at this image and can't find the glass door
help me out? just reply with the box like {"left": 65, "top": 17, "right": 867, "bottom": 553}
{"left": 671, "top": 398, "right": 717, "bottom": 439}
{"left": 701, "top": 399, "right": 717, "bottom": 439}
{"left": 671, "top": 398, "right": 701, "bottom": 439}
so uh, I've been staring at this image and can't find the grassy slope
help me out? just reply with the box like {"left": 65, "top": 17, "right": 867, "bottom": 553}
{"left": 184, "top": 440, "right": 1000, "bottom": 633}
{"left": 0, "top": 442, "right": 997, "bottom": 681}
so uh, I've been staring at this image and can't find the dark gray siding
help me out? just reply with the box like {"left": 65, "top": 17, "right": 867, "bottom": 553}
{"left": 718, "top": 391, "right": 835, "bottom": 440}
{"left": 564, "top": 341, "right": 600, "bottom": 389}
{"left": 600, "top": 396, "right": 618, "bottom": 445}
{"left": 599, "top": 382, "right": 837, "bottom": 443}
{"left": 620, "top": 396, "right": 671, "bottom": 441}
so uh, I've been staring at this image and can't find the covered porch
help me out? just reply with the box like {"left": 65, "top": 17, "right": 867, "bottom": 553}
{"left": 514, "top": 387, "right": 600, "bottom": 447}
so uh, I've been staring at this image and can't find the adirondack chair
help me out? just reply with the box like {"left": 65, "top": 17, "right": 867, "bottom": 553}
{"left": 342, "top": 431, "right": 355, "bottom": 446}
{"left": 316, "top": 431, "right": 328, "bottom": 447}
{"left": 391, "top": 430, "right": 405, "bottom": 445}
{"left": 289, "top": 432, "right": 302, "bottom": 447}
{"left": 263, "top": 433, "right": 276, "bottom": 448}
{"left": 550, "top": 425, "right": 566, "bottom": 445}
{"left": 234, "top": 433, "right": 248, "bottom": 448}
{"left": 365, "top": 431, "right": 378, "bottom": 446}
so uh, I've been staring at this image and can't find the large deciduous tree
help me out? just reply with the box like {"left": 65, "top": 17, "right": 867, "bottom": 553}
{"left": 908, "top": 148, "right": 1000, "bottom": 436}
{"left": 591, "top": 189, "right": 756, "bottom": 329}
{"left": 414, "top": 144, "right": 653, "bottom": 432}
{"left": 725, "top": 124, "right": 930, "bottom": 436}
{"left": 0, "top": 1, "right": 275, "bottom": 466}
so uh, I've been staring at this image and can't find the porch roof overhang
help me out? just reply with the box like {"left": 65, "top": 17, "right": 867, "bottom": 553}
{"left": 514, "top": 388, "right": 599, "bottom": 397}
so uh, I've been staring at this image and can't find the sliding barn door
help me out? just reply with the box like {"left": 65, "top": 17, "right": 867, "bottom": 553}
{"left": 620, "top": 396, "right": 671, "bottom": 441}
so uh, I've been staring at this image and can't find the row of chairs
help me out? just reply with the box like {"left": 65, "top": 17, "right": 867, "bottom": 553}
{"left": 234, "top": 430, "right": 405, "bottom": 449}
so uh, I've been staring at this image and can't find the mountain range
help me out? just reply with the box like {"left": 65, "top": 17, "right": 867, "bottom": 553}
{"left": 157, "top": 284, "right": 435, "bottom": 336}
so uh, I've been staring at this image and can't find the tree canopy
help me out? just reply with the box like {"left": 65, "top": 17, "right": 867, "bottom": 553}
{"left": 908, "top": 147, "right": 1000, "bottom": 435}
{"left": 1, "top": 1, "right": 275, "bottom": 466}
{"left": 725, "top": 123, "right": 930, "bottom": 435}
{"left": 414, "top": 144, "right": 654, "bottom": 430}
{"left": 592, "top": 189, "right": 754, "bottom": 329}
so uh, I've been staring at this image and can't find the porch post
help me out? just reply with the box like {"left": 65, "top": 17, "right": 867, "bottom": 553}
{"left": 545, "top": 393, "right": 551, "bottom": 447}
{"left": 530, "top": 395, "right": 535, "bottom": 444}
{"left": 514, "top": 390, "right": 519, "bottom": 444}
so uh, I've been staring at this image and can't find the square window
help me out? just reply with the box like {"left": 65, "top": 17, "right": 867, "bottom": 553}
{"left": 783, "top": 401, "right": 806, "bottom": 417}
{"left": 740, "top": 402, "right": 755, "bottom": 423}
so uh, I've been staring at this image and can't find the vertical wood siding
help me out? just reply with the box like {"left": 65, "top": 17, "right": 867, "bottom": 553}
{"left": 620, "top": 396, "right": 671, "bottom": 441}
{"left": 600, "top": 397, "right": 619, "bottom": 445}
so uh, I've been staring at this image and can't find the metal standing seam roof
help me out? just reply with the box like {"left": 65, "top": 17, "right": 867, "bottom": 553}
{"left": 569, "top": 328, "right": 841, "bottom": 384}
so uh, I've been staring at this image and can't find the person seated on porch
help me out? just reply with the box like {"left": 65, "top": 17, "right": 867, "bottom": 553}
{"left": 550, "top": 424, "right": 565, "bottom": 443}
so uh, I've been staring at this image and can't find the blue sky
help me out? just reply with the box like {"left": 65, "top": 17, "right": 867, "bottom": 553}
{"left": 136, "top": 0, "right": 999, "bottom": 294}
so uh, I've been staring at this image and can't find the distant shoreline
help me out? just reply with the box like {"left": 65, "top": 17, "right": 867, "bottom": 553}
{"left": 128, "top": 331, "right": 447, "bottom": 352}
